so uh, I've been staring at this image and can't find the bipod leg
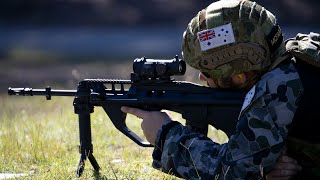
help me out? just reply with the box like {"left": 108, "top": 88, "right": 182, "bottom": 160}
{"left": 75, "top": 112, "right": 101, "bottom": 177}
{"left": 76, "top": 149, "right": 100, "bottom": 177}
{"left": 74, "top": 81, "right": 100, "bottom": 177}
{"left": 76, "top": 153, "right": 87, "bottom": 177}
{"left": 88, "top": 153, "right": 100, "bottom": 171}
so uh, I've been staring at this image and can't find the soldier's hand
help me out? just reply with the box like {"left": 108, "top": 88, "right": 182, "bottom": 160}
{"left": 266, "top": 153, "right": 302, "bottom": 180}
{"left": 121, "top": 106, "right": 171, "bottom": 145}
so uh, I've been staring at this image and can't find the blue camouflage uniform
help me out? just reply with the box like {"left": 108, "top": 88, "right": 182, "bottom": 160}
{"left": 152, "top": 60, "right": 303, "bottom": 179}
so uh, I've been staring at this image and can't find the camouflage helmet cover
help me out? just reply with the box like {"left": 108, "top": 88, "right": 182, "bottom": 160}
{"left": 182, "top": 0, "right": 286, "bottom": 79}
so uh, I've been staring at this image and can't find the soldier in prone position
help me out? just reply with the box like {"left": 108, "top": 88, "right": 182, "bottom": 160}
{"left": 122, "top": 0, "right": 320, "bottom": 179}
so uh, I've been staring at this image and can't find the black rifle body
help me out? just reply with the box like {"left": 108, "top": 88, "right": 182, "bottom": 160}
{"left": 9, "top": 79, "right": 245, "bottom": 146}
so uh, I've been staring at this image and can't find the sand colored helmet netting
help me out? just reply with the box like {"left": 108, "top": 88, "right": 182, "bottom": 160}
{"left": 182, "top": 0, "right": 286, "bottom": 78}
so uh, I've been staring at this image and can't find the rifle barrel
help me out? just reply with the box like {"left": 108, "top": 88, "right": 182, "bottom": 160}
{"left": 8, "top": 87, "right": 76, "bottom": 99}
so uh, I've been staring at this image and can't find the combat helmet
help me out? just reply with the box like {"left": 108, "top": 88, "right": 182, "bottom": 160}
{"left": 182, "top": 0, "right": 287, "bottom": 79}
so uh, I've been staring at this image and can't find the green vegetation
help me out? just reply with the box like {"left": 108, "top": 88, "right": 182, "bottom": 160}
{"left": 0, "top": 95, "right": 227, "bottom": 179}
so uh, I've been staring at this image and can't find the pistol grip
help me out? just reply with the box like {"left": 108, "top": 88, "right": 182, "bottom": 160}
{"left": 103, "top": 105, "right": 153, "bottom": 147}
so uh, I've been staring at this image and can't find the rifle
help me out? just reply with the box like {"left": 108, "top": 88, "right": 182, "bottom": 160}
{"left": 8, "top": 55, "right": 246, "bottom": 177}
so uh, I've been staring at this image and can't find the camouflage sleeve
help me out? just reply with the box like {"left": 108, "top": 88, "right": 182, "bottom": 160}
{"left": 152, "top": 62, "right": 303, "bottom": 179}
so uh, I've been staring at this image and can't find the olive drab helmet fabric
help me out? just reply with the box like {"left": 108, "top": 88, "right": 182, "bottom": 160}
{"left": 182, "top": 0, "right": 286, "bottom": 79}
{"left": 286, "top": 32, "right": 320, "bottom": 68}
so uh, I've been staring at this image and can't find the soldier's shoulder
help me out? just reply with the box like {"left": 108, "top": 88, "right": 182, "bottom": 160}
{"left": 259, "top": 61, "right": 301, "bottom": 93}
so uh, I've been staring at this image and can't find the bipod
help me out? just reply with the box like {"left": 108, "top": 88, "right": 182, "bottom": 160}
{"left": 73, "top": 81, "right": 100, "bottom": 177}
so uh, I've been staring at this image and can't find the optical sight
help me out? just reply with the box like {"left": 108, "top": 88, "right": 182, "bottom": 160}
{"left": 132, "top": 55, "right": 186, "bottom": 80}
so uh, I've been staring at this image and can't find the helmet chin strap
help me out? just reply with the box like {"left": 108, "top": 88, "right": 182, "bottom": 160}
{"left": 240, "top": 71, "right": 265, "bottom": 90}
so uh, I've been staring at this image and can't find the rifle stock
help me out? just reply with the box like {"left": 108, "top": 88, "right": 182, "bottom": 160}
{"left": 7, "top": 56, "right": 246, "bottom": 176}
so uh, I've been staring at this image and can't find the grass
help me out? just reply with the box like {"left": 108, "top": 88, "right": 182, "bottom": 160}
{"left": 0, "top": 92, "right": 227, "bottom": 179}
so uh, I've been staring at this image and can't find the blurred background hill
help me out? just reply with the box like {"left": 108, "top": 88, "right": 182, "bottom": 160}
{"left": 1, "top": 0, "right": 319, "bottom": 91}
{"left": 1, "top": 0, "right": 319, "bottom": 26}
